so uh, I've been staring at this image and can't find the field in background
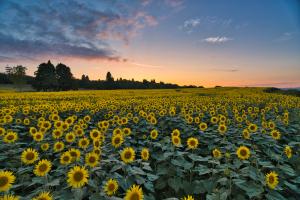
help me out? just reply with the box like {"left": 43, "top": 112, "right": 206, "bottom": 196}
{"left": 0, "top": 88, "right": 299, "bottom": 200}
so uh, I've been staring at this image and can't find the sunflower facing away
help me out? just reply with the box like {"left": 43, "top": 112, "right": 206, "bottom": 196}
{"left": 124, "top": 184, "right": 144, "bottom": 200}
{"left": 187, "top": 137, "right": 199, "bottom": 149}
{"left": 141, "top": 148, "right": 150, "bottom": 161}
{"left": 265, "top": 171, "right": 279, "bottom": 189}
{"left": 0, "top": 170, "right": 15, "bottom": 192}
{"left": 121, "top": 147, "right": 135, "bottom": 164}
{"left": 236, "top": 146, "right": 251, "bottom": 160}
{"left": 67, "top": 166, "right": 89, "bottom": 188}
{"left": 103, "top": 179, "right": 119, "bottom": 196}
{"left": 32, "top": 191, "right": 52, "bottom": 200}
{"left": 284, "top": 146, "right": 292, "bottom": 158}
{"left": 34, "top": 159, "right": 52, "bottom": 176}
{"left": 21, "top": 148, "right": 39, "bottom": 165}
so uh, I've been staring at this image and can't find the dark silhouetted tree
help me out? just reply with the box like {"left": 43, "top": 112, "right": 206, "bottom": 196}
{"left": 106, "top": 72, "right": 114, "bottom": 82}
{"left": 33, "top": 60, "right": 57, "bottom": 91}
{"left": 56, "top": 63, "right": 74, "bottom": 90}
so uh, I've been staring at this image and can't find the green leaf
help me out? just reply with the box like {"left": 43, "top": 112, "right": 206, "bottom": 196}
{"left": 284, "top": 181, "right": 299, "bottom": 193}
{"left": 265, "top": 190, "right": 286, "bottom": 200}
{"left": 235, "top": 181, "right": 264, "bottom": 198}
{"left": 194, "top": 165, "right": 211, "bottom": 175}
{"left": 168, "top": 177, "right": 181, "bottom": 192}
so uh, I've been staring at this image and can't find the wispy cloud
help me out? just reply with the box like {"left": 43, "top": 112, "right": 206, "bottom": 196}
{"left": 130, "top": 62, "right": 163, "bottom": 69}
{"left": 274, "top": 32, "right": 295, "bottom": 42}
{"left": 164, "top": 0, "right": 185, "bottom": 8}
{"left": 202, "top": 36, "right": 233, "bottom": 44}
{"left": 211, "top": 68, "right": 239, "bottom": 72}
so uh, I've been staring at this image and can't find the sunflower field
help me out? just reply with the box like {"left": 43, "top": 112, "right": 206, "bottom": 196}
{"left": 0, "top": 88, "right": 299, "bottom": 200}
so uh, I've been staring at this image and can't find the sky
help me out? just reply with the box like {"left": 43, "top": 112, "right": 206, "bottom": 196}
{"left": 0, "top": 0, "right": 299, "bottom": 87}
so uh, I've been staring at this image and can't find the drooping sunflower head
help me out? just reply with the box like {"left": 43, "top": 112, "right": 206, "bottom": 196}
{"left": 33, "top": 159, "right": 52, "bottom": 177}
{"left": 121, "top": 147, "right": 135, "bottom": 164}
{"left": 141, "top": 148, "right": 150, "bottom": 161}
{"left": 124, "top": 184, "right": 144, "bottom": 200}
{"left": 236, "top": 146, "right": 251, "bottom": 160}
{"left": 112, "top": 134, "right": 124, "bottom": 148}
{"left": 212, "top": 149, "right": 222, "bottom": 159}
{"left": 67, "top": 166, "right": 89, "bottom": 188}
{"left": 85, "top": 152, "right": 100, "bottom": 168}
{"left": 32, "top": 191, "right": 52, "bottom": 200}
{"left": 172, "top": 136, "right": 181, "bottom": 147}
{"left": 187, "top": 137, "right": 199, "bottom": 149}
{"left": 104, "top": 179, "right": 119, "bottom": 196}
{"left": 265, "top": 171, "right": 279, "bottom": 189}
{"left": 0, "top": 170, "right": 15, "bottom": 192}
{"left": 21, "top": 148, "right": 39, "bottom": 165}
{"left": 284, "top": 146, "right": 292, "bottom": 158}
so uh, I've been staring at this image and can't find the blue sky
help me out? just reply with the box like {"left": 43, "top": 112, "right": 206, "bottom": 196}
{"left": 0, "top": 0, "right": 299, "bottom": 87}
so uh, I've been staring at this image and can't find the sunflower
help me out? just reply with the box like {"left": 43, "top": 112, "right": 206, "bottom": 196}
{"left": 65, "top": 132, "right": 76, "bottom": 143}
{"left": 0, "top": 170, "right": 15, "bottom": 192}
{"left": 85, "top": 152, "right": 100, "bottom": 168}
{"left": 210, "top": 116, "right": 218, "bottom": 124}
{"left": 0, "top": 194, "right": 19, "bottom": 200}
{"left": 53, "top": 141, "right": 65, "bottom": 152}
{"left": 52, "top": 129, "right": 63, "bottom": 139}
{"left": 29, "top": 127, "right": 37, "bottom": 136}
{"left": 212, "top": 149, "right": 222, "bottom": 158}
{"left": 60, "top": 152, "right": 72, "bottom": 165}
{"left": 150, "top": 130, "right": 158, "bottom": 139}
{"left": 265, "top": 171, "right": 279, "bottom": 189}
{"left": 199, "top": 122, "right": 207, "bottom": 131}
{"left": 218, "top": 124, "right": 227, "bottom": 134}
{"left": 124, "top": 184, "right": 143, "bottom": 200}
{"left": 40, "top": 143, "right": 49, "bottom": 151}
{"left": 78, "top": 138, "right": 90, "bottom": 149}
{"left": 172, "top": 136, "right": 181, "bottom": 147}
{"left": 248, "top": 123, "right": 257, "bottom": 133}
{"left": 34, "top": 159, "right": 52, "bottom": 176}
{"left": 113, "top": 128, "right": 122, "bottom": 136}
{"left": 75, "top": 128, "right": 84, "bottom": 137}
{"left": 90, "top": 129, "right": 101, "bottom": 140}
{"left": 187, "top": 137, "right": 199, "bottom": 149}
{"left": 123, "top": 128, "right": 131, "bottom": 136}
{"left": 33, "top": 132, "right": 44, "bottom": 142}
{"left": 271, "top": 130, "right": 281, "bottom": 140}
{"left": 236, "top": 146, "right": 251, "bottom": 160}
{"left": 112, "top": 134, "right": 124, "bottom": 148}
{"left": 121, "top": 147, "right": 135, "bottom": 164}
{"left": 284, "top": 146, "right": 292, "bottom": 158}
{"left": 68, "top": 148, "right": 81, "bottom": 162}
{"left": 242, "top": 129, "right": 250, "bottom": 139}
{"left": 32, "top": 191, "right": 52, "bottom": 200}
{"left": 141, "top": 148, "right": 150, "bottom": 161}
{"left": 268, "top": 121, "right": 276, "bottom": 130}
{"left": 21, "top": 148, "right": 39, "bottom": 165}
{"left": 0, "top": 127, "right": 6, "bottom": 136}
{"left": 171, "top": 129, "right": 180, "bottom": 137}
{"left": 67, "top": 166, "right": 89, "bottom": 188}
{"left": 103, "top": 179, "right": 119, "bottom": 196}
{"left": 3, "top": 132, "right": 18, "bottom": 143}
{"left": 181, "top": 195, "right": 194, "bottom": 200}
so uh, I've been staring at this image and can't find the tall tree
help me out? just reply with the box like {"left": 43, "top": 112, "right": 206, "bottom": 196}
{"left": 5, "top": 65, "right": 28, "bottom": 91}
{"left": 56, "top": 63, "right": 74, "bottom": 90}
{"left": 32, "top": 60, "right": 57, "bottom": 91}
{"left": 106, "top": 71, "right": 114, "bottom": 82}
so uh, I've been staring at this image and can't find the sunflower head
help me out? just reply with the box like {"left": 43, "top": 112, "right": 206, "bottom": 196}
{"left": 34, "top": 159, "right": 52, "bottom": 177}
{"left": 32, "top": 191, "right": 52, "bottom": 200}
{"left": 271, "top": 130, "right": 281, "bottom": 140}
{"left": 236, "top": 146, "right": 251, "bottom": 160}
{"left": 181, "top": 195, "right": 194, "bottom": 200}
{"left": 284, "top": 146, "right": 292, "bottom": 158}
{"left": 187, "top": 137, "right": 199, "bottom": 149}
{"left": 124, "top": 184, "right": 143, "bottom": 200}
{"left": 0, "top": 170, "right": 15, "bottom": 192}
{"left": 265, "top": 171, "right": 279, "bottom": 189}
{"left": 53, "top": 141, "right": 65, "bottom": 152}
{"left": 141, "top": 148, "right": 150, "bottom": 161}
{"left": 121, "top": 147, "right": 135, "bottom": 164}
{"left": 0, "top": 194, "right": 19, "bottom": 200}
{"left": 212, "top": 149, "right": 222, "bottom": 159}
{"left": 104, "top": 179, "right": 119, "bottom": 196}
{"left": 21, "top": 148, "right": 39, "bottom": 165}
{"left": 150, "top": 130, "right": 158, "bottom": 139}
{"left": 199, "top": 122, "right": 207, "bottom": 131}
{"left": 172, "top": 136, "right": 181, "bottom": 147}
{"left": 85, "top": 152, "right": 100, "bottom": 168}
{"left": 67, "top": 166, "right": 89, "bottom": 188}
{"left": 60, "top": 152, "right": 72, "bottom": 165}
{"left": 112, "top": 134, "right": 124, "bottom": 148}
{"left": 3, "top": 132, "right": 18, "bottom": 143}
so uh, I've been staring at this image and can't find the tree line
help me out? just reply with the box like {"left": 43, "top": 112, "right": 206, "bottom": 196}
{"left": 0, "top": 60, "right": 201, "bottom": 91}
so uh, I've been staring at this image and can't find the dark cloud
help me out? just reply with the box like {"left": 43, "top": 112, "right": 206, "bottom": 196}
{"left": 0, "top": 0, "right": 157, "bottom": 61}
